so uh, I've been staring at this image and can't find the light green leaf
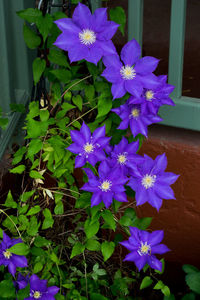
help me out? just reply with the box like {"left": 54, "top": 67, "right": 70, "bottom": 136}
{"left": 72, "top": 95, "right": 82, "bottom": 111}
{"left": 161, "top": 285, "right": 171, "bottom": 297}
{"left": 42, "top": 208, "right": 54, "bottom": 229}
{"left": 33, "top": 261, "right": 43, "bottom": 273}
{"left": 9, "top": 243, "right": 29, "bottom": 256}
{"left": 186, "top": 272, "right": 200, "bottom": 294}
{"left": 140, "top": 276, "right": 153, "bottom": 290}
{"left": 10, "top": 164, "right": 25, "bottom": 174}
{"left": 27, "top": 139, "right": 42, "bottom": 159}
{"left": 33, "top": 58, "right": 46, "bottom": 85}
{"left": 20, "top": 190, "right": 35, "bottom": 202}
{"left": 30, "top": 170, "right": 44, "bottom": 179}
{"left": 23, "top": 23, "right": 41, "bottom": 49}
{"left": 97, "top": 93, "right": 112, "bottom": 118}
{"left": 154, "top": 280, "right": 165, "bottom": 290}
{"left": 4, "top": 191, "right": 17, "bottom": 208}
{"left": 101, "top": 241, "right": 115, "bottom": 261}
{"left": 101, "top": 210, "right": 116, "bottom": 231}
{"left": 109, "top": 6, "right": 126, "bottom": 35}
{"left": 26, "top": 205, "right": 40, "bottom": 216}
{"left": 85, "top": 239, "right": 101, "bottom": 251}
{"left": 70, "top": 242, "right": 85, "bottom": 258}
{"left": 84, "top": 219, "right": 99, "bottom": 239}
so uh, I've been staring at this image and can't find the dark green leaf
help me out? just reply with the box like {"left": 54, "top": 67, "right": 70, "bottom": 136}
{"left": 140, "top": 276, "right": 153, "bottom": 290}
{"left": 33, "top": 58, "right": 46, "bottom": 85}
{"left": 109, "top": 7, "right": 126, "bottom": 35}
{"left": 48, "top": 49, "right": 70, "bottom": 67}
{"left": 72, "top": 95, "right": 82, "bottom": 111}
{"left": 183, "top": 264, "right": 199, "bottom": 274}
{"left": 186, "top": 272, "right": 200, "bottom": 294}
{"left": 84, "top": 219, "right": 99, "bottom": 239}
{"left": 70, "top": 242, "right": 85, "bottom": 258}
{"left": 23, "top": 23, "right": 41, "bottom": 49}
{"left": 97, "top": 93, "right": 112, "bottom": 118}
{"left": 0, "top": 280, "right": 16, "bottom": 298}
{"left": 85, "top": 239, "right": 101, "bottom": 251}
{"left": 17, "top": 8, "right": 42, "bottom": 23}
{"left": 36, "top": 14, "right": 53, "bottom": 42}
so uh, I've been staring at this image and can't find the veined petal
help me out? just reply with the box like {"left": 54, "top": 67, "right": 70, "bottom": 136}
{"left": 147, "top": 255, "right": 162, "bottom": 272}
{"left": 157, "top": 172, "right": 179, "bottom": 185}
{"left": 54, "top": 18, "right": 80, "bottom": 33}
{"left": 68, "top": 45, "right": 90, "bottom": 63}
{"left": 153, "top": 153, "right": 168, "bottom": 173}
{"left": 92, "top": 7, "right": 107, "bottom": 31}
{"left": 135, "top": 188, "right": 148, "bottom": 206}
{"left": 118, "top": 118, "right": 129, "bottom": 130}
{"left": 154, "top": 184, "right": 175, "bottom": 200}
{"left": 67, "top": 143, "right": 81, "bottom": 154}
{"left": 80, "top": 122, "right": 91, "bottom": 141}
{"left": 125, "top": 80, "right": 143, "bottom": 98}
{"left": 98, "top": 21, "right": 119, "bottom": 40}
{"left": 114, "top": 192, "right": 128, "bottom": 202}
{"left": 147, "top": 190, "right": 163, "bottom": 211}
{"left": 72, "top": 3, "right": 92, "bottom": 29}
{"left": 121, "top": 39, "right": 141, "bottom": 66}
{"left": 75, "top": 155, "right": 86, "bottom": 168}
{"left": 120, "top": 241, "right": 138, "bottom": 251}
{"left": 87, "top": 44, "right": 103, "bottom": 65}
{"left": 47, "top": 286, "right": 60, "bottom": 295}
{"left": 103, "top": 191, "right": 113, "bottom": 208}
{"left": 148, "top": 230, "right": 164, "bottom": 245}
{"left": 111, "top": 82, "right": 126, "bottom": 99}
{"left": 91, "top": 192, "right": 102, "bottom": 207}
{"left": 97, "top": 40, "right": 117, "bottom": 56}
{"left": 135, "top": 56, "right": 159, "bottom": 75}
{"left": 101, "top": 67, "right": 121, "bottom": 83}
{"left": 137, "top": 73, "right": 160, "bottom": 90}
{"left": 54, "top": 32, "right": 79, "bottom": 51}
{"left": 8, "top": 262, "right": 16, "bottom": 276}
{"left": 30, "top": 274, "right": 47, "bottom": 292}
{"left": 93, "top": 125, "right": 105, "bottom": 141}
{"left": 151, "top": 244, "right": 170, "bottom": 254}
{"left": 70, "top": 130, "right": 85, "bottom": 145}
{"left": 123, "top": 251, "right": 141, "bottom": 264}
{"left": 102, "top": 54, "right": 122, "bottom": 68}
{"left": 11, "top": 255, "right": 28, "bottom": 268}
{"left": 98, "top": 160, "right": 110, "bottom": 177}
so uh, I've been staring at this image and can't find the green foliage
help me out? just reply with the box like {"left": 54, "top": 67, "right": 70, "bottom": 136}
{"left": 109, "top": 6, "right": 126, "bottom": 35}
{"left": 33, "top": 58, "right": 46, "bottom": 85}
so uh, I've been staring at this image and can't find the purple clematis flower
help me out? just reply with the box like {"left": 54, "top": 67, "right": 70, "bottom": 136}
{"left": 0, "top": 232, "right": 28, "bottom": 277}
{"left": 101, "top": 39, "right": 160, "bottom": 99}
{"left": 128, "top": 75, "right": 175, "bottom": 115}
{"left": 109, "top": 137, "right": 144, "bottom": 175}
{"left": 25, "top": 274, "right": 59, "bottom": 300}
{"left": 14, "top": 272, "right": 29, "bottom": 290}
{"left": 54, "top": 3, "right": 118, "bottom": 64}
{"left": 120, "top": 227, "right": 170, "bottom": 271}
{"left": 112, "top": 99, "right": 162, "bottom": 137}
{"left": 67, "top": 122, "right": 110, "bottom": 168}
{"left": 128, "top": 153, "right": 179, "bottom": 211}
{"left": 81, "top": 160, "right": 128, "bottom": 208}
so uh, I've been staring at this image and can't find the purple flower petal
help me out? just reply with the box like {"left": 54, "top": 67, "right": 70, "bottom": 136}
{"left": 80, "top": 122, "right": 91, "bottom": 140}
{"left": 153, "top": 153, "right": 167, "bottom": 173}
{"left": 114, "top": 192, "right": 128, "bottom": 202}
{"left": 11, "top": 255, "right": 28, "bottom": 268}
{"left": 91, "top": 192, "right": 102, "bottom": 206}
{"left": 154, "top": 184, "right": 175, "bottom": 200}
{"left": 120, "top": 241, "right": 138, "bottom": 251}
{"left": 97, "top": 21, "right": 119, "bottom": 40}
{"left": 68, "top": 45, "right": 89, "bottom": 63}
{"left": 92, "top": 8, "right": 107, "bottom": 31}
{"left": 102, "top": 54, "right": 122, "bottom": 68}
{"left": 30, "top": 274, "right": 47, "bottom": 292}
{"left": 147, "top": 190, "right": 163, "bottom": 211}
{"left": 135, "top": 188, "right": 148, "bottom": 206}
{"left": 137, "top": 73, "right": 160, "bottom": 90}
{"left": 101, "top": 67, "right": 121, "bottom": 83}
{"left": 67, "top": 143, "right": 81, "bottom": 154}
{"left": 148, "top": 230, "right": 164, "bottom": 245}
{"left": 111, "top": 82, "right": 126, "bottom": 99}
{"left": 8, "top": 262, "right": 16, "bottom": 276}
{"left": 47, "top": 286, "right": 60, "bottom": 295}
{"left": 124, "top": 79, "right": 143, "bottom": 98}
{"left": 75, "top": 155, "right": 86, "bottom": 168}
{"left": 135, "top": 56, "right": 159, "bottom": 75}
{"left": 97, "top": 40, "right": 117, "bottom": 56}
{"left": 54, "top": 18, "right": 80, "bottom": 33}
{"left": 87, "top": 45, "right": 103, "bottom": 65}
{"left": 72, "top": 3, "right": 92, "bottom": 29}
{"left": 120, "top": 39, "right": 141, "bottom": 66}
{"left": 147, "top": 255, "right": 162, "bottom": 272}
{"left": 103, "top": 191, "right": 113, "bottom": 208}
{"left": 151, "top": 244, "right": 170, "bottom": 254}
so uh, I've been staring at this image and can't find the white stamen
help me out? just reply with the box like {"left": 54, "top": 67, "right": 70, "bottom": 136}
{"left": 117, "top": 153, "right": 127, "bottom": 165}
{"left": 138, "top": 241, "right": 151, "bottom": 256}
{"left": 145, "top": 90, "right": 154, "bottom": 101}
{"left": 99, "top": 180, "right": 112, "bottom": 192}
{"left": 131, "top": 108, "right": 140, "bottom": 119}
{"left": 79, "top": 29, "right": 96, "bottom": 45}
{"left": 33, "top": 291, "right": 42, "bottom": 299}
{"left": 142, "top": 174, "right": 156, "bottom": 189}
{"left": 120, "top": 65, "right": 136, "bottom": 80}
{"left": 84, "top": 142, "right": 94, "bottom": 154}
{"left": 3, "top": 250, "right": 12, "bottom": 259}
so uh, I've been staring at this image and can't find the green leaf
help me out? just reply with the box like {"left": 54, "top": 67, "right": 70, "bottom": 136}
{"left": 10, "top": 103, "right": 26, "bottom": 113}
{"left": 20, "top": 190, "right": 35, "bottom": 202}
{"left": 90, "top": 293, "right": 109, "bottom": 300}
{"left": 85, "top": 239, "right": 101, "bottom": 251}
{"left": 26, "top": 205, "right": 41, "bottom": 216}
{"left": 40, "top": 110, "right": 49, "bottom": 122}
{"left": 34, "top": 235, "right": 50, "bottom": 247}
{"left": 50, "top": 69, "right": 71, "bottom": 83}
{"left": 72, "top": 95, "right": 82, "bottom": 111}
{"left": 33, "top": 261, "right": 43, "bottom": 273}
{"left": 33, "top": 58, "right": 46, "bottom": 85}
{"left": 23, "top": 23, "right": 41, "bottom": 49}
{"left": 10, "top": 164, "right": 25, "bottom": 174}
{"left": 154, "top": 280, "right": 165, "bottom": 290}
{"left": 183, "top": 264, "right": 199, "bottom": 274}
{"left": 101, "top": 210, "right": 116, "bottom": 231}
{"left": 0, "top": 117, "right": 8, "bottom": 129}
{"left": 9, "top": 243, "right": 29, "bottom": 255}
{"left": 97, "top": 93, "right": 112, "bottom": 118}
{"left": 12, "top": 146, "right": 26, "bottom": 165}
{"left": 50, "top": 252, "right": 59, "bottom": 264}
{"left": 101, "top": 241, "right": 115, "bottom": 261}
{"left": 185, "top": 272, "right": 200, "bottom": 294}
{"left": 30, "top": 170, "right": 44, "bottom": 179}
{"left": 42, "top": 208, "right": 54, "bottom": 229}
{"left": 140, "top": 276, "right": 153, "bottom": 290}
{"left": 48, "top": 49, "right": 70, "bottom": 67}
{"left": 85, "top": 85, "right": 95, "bottom": 104}
{"left": 70, "top": 242, "right": 85, "bottom": 258}
{"left": 84, "top": 219, "right": 99, "bottom": 239}
{"left": 27, "top": 139, "right": 42, "bottom": 159}
{"left": 109, "top": 6, "right": 126, "bottom": 35}
{"left": 17, "top": 8, "right": 42, "bottom": 23}
{"left": 27, "top": 216, "right": 40, "bottom": 236}
{"left": 181, "top": 293, "right": 196, "bottom": 300}
{"left": 54, "top": 201, "right": 64, "bottom": 215}
{"left": 36, "top": 14, "right": 53, "bottom": 42}
{"left": 4, "top": 191, "right": 17, "bottom": 208}
{"left": 75, "top": 192, "right": 91, "bottom": 209}
{"left": 0, "top": 279, "right": 16, "bottom": 298}
{"left": 161, "top": 285, "right": 171, "bottom": 297}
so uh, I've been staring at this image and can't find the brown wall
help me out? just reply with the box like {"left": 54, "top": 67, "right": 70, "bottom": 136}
{"left": 137, "top": 124, "right": 200, "bottom": 268}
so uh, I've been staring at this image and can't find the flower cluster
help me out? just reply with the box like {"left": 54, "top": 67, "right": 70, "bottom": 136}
{"left": 0, "top": 232, "right": 59, "bottom": 299}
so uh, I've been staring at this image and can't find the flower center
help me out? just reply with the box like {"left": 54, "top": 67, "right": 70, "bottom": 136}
{"left": 79, "top": 29, "right": 96, "bottom": 45}
{"left": 3, "top": 250, "right": 12, "bottom": 259}
{"left": 142, "top": 174, "right": 156, "bottom": 189}
{"left": 145, "top": 90, "right": 154, "bottom": 101}
{"left": 131, "top": 108, "right": 140, "bottom": 118}
{"left": 138, "top": 241, "right": 151, "bottom": 256}
{"left": 84, "top": 142, "right": 94, "bottom": 153}
{"left": 120, "top": 65, "right": 136, "bottom": 80}
{"left": 99, "top": 180, "right": 112, "bottom": 192}
{"left": 33, "top": 291, "right": 41, "bottom": 299}
{"left": 117, "top": 153, "right": 127, "bottom": 165}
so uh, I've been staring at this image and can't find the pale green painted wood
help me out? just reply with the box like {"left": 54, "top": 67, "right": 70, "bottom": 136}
{"left": 91, "top": 0, "right": 102, "bottom": 13}
{"left": 128, "top": 0, "right": 144, "bottom": 47}
{"left": 168, "top": 0, "right": 187, "bottom": 98}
